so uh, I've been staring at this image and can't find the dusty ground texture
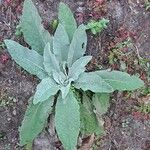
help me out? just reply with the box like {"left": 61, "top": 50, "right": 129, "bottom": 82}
{"left": 0, "top": 0, "right": 150, "bottom": 150}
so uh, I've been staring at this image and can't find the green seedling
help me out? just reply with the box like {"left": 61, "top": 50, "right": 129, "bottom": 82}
{"left": 145, "top": 0, "right": 150, "bottom": 10}
{"left": 25, "top": 143, "right": 33, "bottom": 150}
{"left": 86, "top": 18, "right": 109, "bottom": 35}
{"left": 137, "top": 83, "right": 150, "bottom": 115}
{"left": 0, "top": 94, "right": 14, "bottom": 107}
{"left": 15, "top": 24, "right": 22, "bottom": 37}
{"left": 141, "top": 83, "right": 150, "bottom": 98}
{"left": 50, "top": 19, "right": 59, "bottom": 33}
{"left": 0, "top": 132, "right": 6, "bottom": 139}
{"left": 108, "top": 38, "right": 133, "bottom": 66}
{"left": 122, "top": 118, "right": 130, "bottom": 128}
{"left": 0, "top": 42, "right": 6, "bottom": 49}
{"left": 116, "top": 37, "right": 133, "bottom": 49}
{"left": 4, "top": 0, "right": 144, "bottom": 149}
{"left": 139, "top": 58, "right": 150, "bottom": 82}
{"left": 139, "top": 103, "right": 150, "bottom": 114}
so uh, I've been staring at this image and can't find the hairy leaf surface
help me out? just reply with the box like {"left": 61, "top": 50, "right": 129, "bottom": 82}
{"left": 21, "top": 0, "right": 51, "bottom": 54}
{"left": 96, "top": 70, "right": 144, "bottom": 91}
{"left": 52, "top": 70, "right": 66, "bottom": 85}
{"left": 53, "top": 23, "right": 70, "bottom": 62}
{"left": 33, "top": 78, "right": 59, "bottom": 104}
{"left": 4, "top": 40, "right": 47, "bottom": 79}
{"left": 68, "top": 56, "right": 92, "bottom": 81}
{"left": 60, "top": 82, "right": 71, "bottom": 99}
{"left": 19, "top": 97, "right": 54, "bottom": 145}
{"left": 74, "top": 72, "right": 114, "bottom": 93}
{"left": 43, "top": 43, "right": 60, "bottom": 75}
{"left": 55, "top": 91, "right": 80, "bottom": 150}
{"left": 80, "top": 93, "right": 104, "bottom": 135}
{"left": 58, "top": 2, "right": 77, "bottom": 41}
{"left": 92, "top": 93, "right": 110, "bottom": 115}
{"left": 67, "top": 25, "right": 87, "bottom": 67}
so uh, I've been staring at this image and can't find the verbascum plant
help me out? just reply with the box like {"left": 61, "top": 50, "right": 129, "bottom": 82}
{"left": 4, "top": 0, "right": 144, "bottom": 149}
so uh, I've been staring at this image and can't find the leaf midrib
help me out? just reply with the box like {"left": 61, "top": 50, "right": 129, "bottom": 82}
{"left": 16, "top": 51, "right": 45, "bottom": 73}
{"left": 102, "top": 78, "right": 135, "bottom": 85}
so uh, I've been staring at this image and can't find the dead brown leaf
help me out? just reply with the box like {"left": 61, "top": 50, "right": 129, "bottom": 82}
{"left": 80, "top": 134, "right": 95, "bottom": 150}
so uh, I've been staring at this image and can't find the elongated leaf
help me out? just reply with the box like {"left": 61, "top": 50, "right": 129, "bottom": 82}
{"left": 80, "top": 105, "right": 105, "bottom": 136}
{"left": 52, "top": 70, "right": 66, "bottom": 85}
{"left": 74, "top": 72, "right": 114, "bottom": 93}
{"left": 53, "top": 23, "right": 70, "bottom": 62}
{"left": 19, "top": 97, "right": 54, "bottom": 145}
{"left": 96, "top": 70, "right": 144, "bottom": 91}
{"left": 21, "top": 0, "right": 51, "bottom": 54}
{"left": 55, "top": 91, "right": 80, "bottom": 150}
{"left": 60, "top": 81, "right": 71, "bottom": 99}
{"left": 92, "top": 93, "right": 110, "bottom": 115}
{"left": 81, "top": 93, "right": 105, "bottom": 136}
{"left": 4, "top": 40, "right": 47, "bottom": 79}
{"left": 33, "top": 78, "right": 59, "bottom": 104}
{"left": 43, "top": 43, "right": 60, "bottom": 75}
{"left": 80, "top": 93, "right": 105, "bottom": 135}
{"left": 58, "top": 2, "right": 77, "bottom": 41}
{"left": 67, "top": 25, "right": 87, "bottom": 67}
{"left": 68, "top": 56, "right": 92, "bottom": 81}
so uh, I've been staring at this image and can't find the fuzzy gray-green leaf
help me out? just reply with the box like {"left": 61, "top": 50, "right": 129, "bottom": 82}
{"left": 67, "top": 24, "right": 87, "bottom": 67}
{"left": 92, "top": 93, "right": 110, "bottom": 115}
{"left": 33, "top": 78, "right": 59, "bottom": 104}
{"left": 68, "top": 56, "right": 92, "bottom": 81}
{"left": 43, "top": 43, "right": 60, "bottom": 75}
{"left": 80, "top": 93, "right": 105, "bottom": 135}
{"left": 55, "top": 91, "right": 80, "bottom": 150}
{"left": 74, "top": 72, "right": 114, "bottom": 93}
{"left": 60, "top": 81, "right": 71, "bottom": 99}
{"left": 19, "top": 97, "right": 54, "bottom": 146}
{"left": 4, "top": 40, "right": 47, "bottom": 79}
{"left": 96, "top": 70, "right": 144, "bottom": 91}
{"left": 21, "top": 0, "right": 51, "bottom": 54}
{"left": 53, "top": 23, "right": 70, "bottom": 62}
{"left": 58, "top": 2, "right": 77, "bottom": 41}
{"left": 52, "top": 70, "right": 66, "bottom": 85}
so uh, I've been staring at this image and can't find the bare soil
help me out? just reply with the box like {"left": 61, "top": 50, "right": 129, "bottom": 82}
{"left": 0, "top": 0, "right": 150, "bottom": 150}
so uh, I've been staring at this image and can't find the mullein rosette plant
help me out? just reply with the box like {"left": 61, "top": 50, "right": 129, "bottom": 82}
{"left": 4, "top": 0, "right": 144, "bottom": 150}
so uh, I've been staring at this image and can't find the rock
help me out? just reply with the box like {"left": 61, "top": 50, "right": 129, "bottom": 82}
{"left": 33, "top": 132, "right": 57, "bottom": 150}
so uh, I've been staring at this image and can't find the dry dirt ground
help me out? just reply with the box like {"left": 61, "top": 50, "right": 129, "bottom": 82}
{"left": 0, "top": 0, "right": 150, "bottom": 150}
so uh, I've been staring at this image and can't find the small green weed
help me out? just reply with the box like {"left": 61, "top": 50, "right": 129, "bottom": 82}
{"left": 116, "top": 37, "right": 133, "bottom": 49}
{"left": 108, "top": 37, "right": 133, "bottom": 67}
{"left": 139, "top": 103, "right": 150, "bottom": 114}
{"left": 0, "top": 132, "right": 6, "bottom": 139}
{"left": 50, "top": 19, "right": 58, "bottom": 33}
{"left": 0, "top": 92, "right": 14, "bottom": 107}
{"left": 0, "top": 42, "right": 6, "bottom": 49}
{"left": 136, "top": 84, "right": 150, "bottom": 116}
{"left": 145, "top": 0, "right": 150, "bottom": 10}
{"left": 15, "top": 24, "right": 22, "bottom": 37}
{"left": 139, "top": 58, "right": 150, "bottom": 81}
{"left": 141, "top": 86, "right": 150, "bottom": 96}
{"left": 86, "top": 18, "right": 109, "bottom": 35}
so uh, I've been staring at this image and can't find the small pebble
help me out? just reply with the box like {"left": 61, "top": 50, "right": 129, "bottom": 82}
{"left": 7, "top": 118, "right": 11, "bottom": 121}
{"left": 76, "top": 6, "right": 85, "bottom": 13}
{"left": 77, "top": 2, "right": 84, "bottom": 6}
{"left": 13, "top": 98, "right": 17, "bottom": 103}
{"left": 13, "top": 109, "right": 17, "bottom": 115}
